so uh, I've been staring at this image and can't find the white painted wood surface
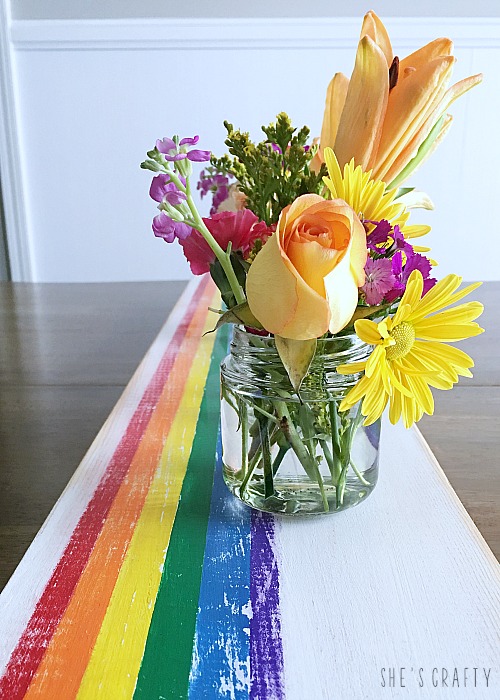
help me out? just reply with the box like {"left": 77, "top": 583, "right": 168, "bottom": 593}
{"left": 0, "top": 275, "right": 498, "bottom": 696}
{"left": 278, "top": 420, "right": 500, "bottom": 698}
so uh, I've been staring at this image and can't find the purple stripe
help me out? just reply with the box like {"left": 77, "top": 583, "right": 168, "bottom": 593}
{"left": 250, "top": 510, "right": 285, "bottom": 700}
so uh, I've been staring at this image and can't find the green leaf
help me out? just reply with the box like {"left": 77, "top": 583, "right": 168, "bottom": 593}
{"left": 394, "top": 187, "right": 414, "bottom": 199}
{"left": 274, "top": 336, "right": 317, "bottom": 395}
{"left": 207, "top": 302, "right": 263, "bottom": 334}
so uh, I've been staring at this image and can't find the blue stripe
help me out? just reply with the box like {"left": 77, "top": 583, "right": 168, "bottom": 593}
{"left": 188, "top": 430, "right": 252, "bottom": 699}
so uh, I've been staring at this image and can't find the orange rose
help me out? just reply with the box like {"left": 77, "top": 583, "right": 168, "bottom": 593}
{"left": 246, "top": 194, "right": 367, "bottom": 340}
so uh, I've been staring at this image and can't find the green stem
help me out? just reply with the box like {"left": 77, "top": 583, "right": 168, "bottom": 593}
{"left": 185, "top": 178, "right": 246, "bottom": 306}
{"left": 251, "top": 404, "right": 280, "bottom": 425}
{"left": 240, "top": 399, "right": 248, "bottom": 477}
{"left": 336, "top": 462, "right": 350, "bottom": 506}
{"left": 329, "top": 400, "right": 343, "bottom": 481}
{"left": 276, "top": 401, "right": 329, "bottom": 512}
{"left": 320, "top": 438, "right": 340, "bottom": 486}
{"left": 336, "top": 402, "right": 365, "bottom": 506}
{"left": 258, "top": 415, "right": 274, "bottom": 500}
{"left": 239, "top": 450, "right": 262, "bottom": 499}
{"left": 350, "top": 459, "right": 370, "bottom": 486}
{"left": 272, "top": 446, "right": 289, "bottom": 476}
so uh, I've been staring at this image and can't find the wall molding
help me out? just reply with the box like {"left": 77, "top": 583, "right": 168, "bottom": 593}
{"left": 10, "top": 17, "right": 500, "bottom": 51}
{"left": 3, "top": 15, "right": 500, "bottom": 281}
{"left": 0, "top": 1, "right": 32, "bottom": 280}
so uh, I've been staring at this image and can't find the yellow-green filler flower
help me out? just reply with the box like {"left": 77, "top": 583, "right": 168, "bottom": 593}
{"left": 337, "top": 270, "right": 484, "bottom": 427}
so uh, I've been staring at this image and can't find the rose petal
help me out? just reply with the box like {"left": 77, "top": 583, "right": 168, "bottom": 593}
{"left": 247, "top": 233, "right": 330, "bottom": 340}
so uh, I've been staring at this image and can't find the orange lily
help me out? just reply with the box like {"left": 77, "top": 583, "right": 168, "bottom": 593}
{"left": 315, "top": 11, "right": 482, "bottom": 188}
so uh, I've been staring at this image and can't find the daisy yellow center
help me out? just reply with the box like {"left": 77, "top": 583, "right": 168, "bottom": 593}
{"left": 385, "top": 322, "right": 415, "bottom": 361}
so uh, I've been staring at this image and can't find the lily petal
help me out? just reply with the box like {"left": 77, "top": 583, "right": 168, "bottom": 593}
{"left": 373, "top": 55, "right": 455, "bottom": 180}
{"left": 361, "top": 10, "right": 393, "bottom": 67}
{"left": 319, "top": 73, "right": 350, "bottom": 155}
{"left": 399, "top": 38, "right": 453, "bottom": 75}
{"left": 334, "top": 35, "right": 389, "bottom": 171}
{"left": 385, "top": 73, "right": 481, "bottom": 185}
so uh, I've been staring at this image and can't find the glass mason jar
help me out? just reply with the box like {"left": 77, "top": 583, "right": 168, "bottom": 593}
{"left": 220, "top": 326, "right": 380, "bottom": 516}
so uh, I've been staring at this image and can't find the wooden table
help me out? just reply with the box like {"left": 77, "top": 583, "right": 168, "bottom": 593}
{"left": 0, "top": 280, "right": 498, "bottom": 592}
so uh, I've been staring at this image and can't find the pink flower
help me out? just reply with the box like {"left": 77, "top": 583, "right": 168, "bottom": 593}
{"left": 361, "top": 257, "right": 395, "bottom": 305}
{"left": 180, "top": 210, "right": 271, "bottom": 275}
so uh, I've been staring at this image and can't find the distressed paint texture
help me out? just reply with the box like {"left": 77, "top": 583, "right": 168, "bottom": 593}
{"left": 188, "top": 433, "right": 252, "bottom": 700}
{"left": 1, "top": 275, "right": 499, "bottom": 700}
{"left": 0, "top": 277, "right": 212, "bottom": 700}
{"left": 132, "top": 323, "right": 229, "bottom": 700}
{"left": 250, "top": 511, "right": 285, "bottom": 700}
{"left": 22, "top": 280, "right": 217, "bottom": 699}
{"left": 76, "top": 295, "right": 219, "bottom": 699}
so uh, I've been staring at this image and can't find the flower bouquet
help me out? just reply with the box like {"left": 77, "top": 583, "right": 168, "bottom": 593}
{"left": 142, "top": 11, "right": 484, "bottom": 515}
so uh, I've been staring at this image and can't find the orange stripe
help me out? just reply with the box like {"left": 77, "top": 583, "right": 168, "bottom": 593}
{"left": 23, "top": 282, "right": 218, "bottom": 699}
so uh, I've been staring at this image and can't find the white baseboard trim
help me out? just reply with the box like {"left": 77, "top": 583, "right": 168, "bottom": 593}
{"left": 10, "top": 16, "right": 500, "bottom": 51}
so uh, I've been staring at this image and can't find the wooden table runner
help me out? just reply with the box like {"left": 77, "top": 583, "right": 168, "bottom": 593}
{"left": 0, "top": 277, "right": 499, "bottom": 699}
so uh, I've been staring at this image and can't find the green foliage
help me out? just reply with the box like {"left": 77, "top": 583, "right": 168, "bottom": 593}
{"left": 209, "top": 252, "right": 249, "bottom": 309}
{"left": 210, "top": 112, "right": 327, "bottom": 225}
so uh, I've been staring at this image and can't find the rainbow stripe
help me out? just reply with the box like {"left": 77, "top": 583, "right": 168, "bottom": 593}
{"left": 1, "top": 278, "right": 499, "bottom": 699}
{"left": 0, "top": 279, "right": 284, "bottom": 700}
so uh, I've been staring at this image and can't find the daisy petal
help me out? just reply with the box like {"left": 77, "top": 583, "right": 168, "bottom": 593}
{"left": 354, "top": 318, "right": 384, "bottom": 345}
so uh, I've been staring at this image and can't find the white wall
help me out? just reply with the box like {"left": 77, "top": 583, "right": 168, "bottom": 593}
{"left": 11, "top": 0, "right": 500, "bottom": 19}
{"left": 3, "top": 11, "right": 500, "bottom": 281}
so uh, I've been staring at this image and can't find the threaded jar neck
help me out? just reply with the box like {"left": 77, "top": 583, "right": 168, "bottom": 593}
{"left": 221, "top": 326, "right": 371, "bottom": 402}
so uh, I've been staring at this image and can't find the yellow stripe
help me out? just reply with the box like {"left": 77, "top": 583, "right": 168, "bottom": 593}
{"left": 76, "top": 291, "right": 219, "bottom": 700}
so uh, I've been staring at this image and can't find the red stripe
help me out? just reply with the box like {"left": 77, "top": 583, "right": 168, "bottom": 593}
{"left": 0, "top": 278, "right": 210, "bottom": 700}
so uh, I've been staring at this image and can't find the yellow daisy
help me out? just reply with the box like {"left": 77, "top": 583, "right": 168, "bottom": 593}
{"left": 337, "top": 270, "right": 484, "bottom": 428}
{"left": 323, "top": 146, "right": 430, "bottom": 243}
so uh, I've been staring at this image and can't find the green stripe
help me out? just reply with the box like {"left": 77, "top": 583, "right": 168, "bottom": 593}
{"left": 133, "top": 324, "right": 229, "bottom": 700}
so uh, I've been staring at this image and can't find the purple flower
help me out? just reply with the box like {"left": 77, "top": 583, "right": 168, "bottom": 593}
{"left": 197, "top": 171, "right": 232, "bottom": 214}
{"left": 388, "top": 225, "right": 413, "bottom": 256}
{"left": 149, "top": 173, "right": 187, "bottom": 206}
{"left": 361, "top": 258, "right": 396, "bottom": 305}
{"left": 156, "top": 135, "right": 211, "bottom": 162}
{"left": 179, "top": 136, "right": 200, "bottom": 147}
{"left": 152, "top": 212, "right": 192, "bottom": 243}
{"left": 403, "top": 250, "right": 432, "bottom": 279}
{"left": 366, "top": 219, "right": 392, "bottom": 250}
{"left": 385, "top": 250, "right": 436, "bottom": 302}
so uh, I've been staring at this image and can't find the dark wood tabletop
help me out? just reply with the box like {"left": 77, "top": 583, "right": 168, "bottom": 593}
{"left": 0, "top": 280, "right": 498, "bottom": 591}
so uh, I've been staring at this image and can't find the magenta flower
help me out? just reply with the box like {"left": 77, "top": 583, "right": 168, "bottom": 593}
{"left": 385, "top": 251, "right": 437, "bottom": 302}
{"left": 149, "top": 173, "right": 187, "bottom": 206}
{"left": 152, "top": 212, "right": 192, "bottom": 243}
{"left": 156, "top": 135, "right": 211, "bottom": 163}
{"left": 361, "top": 257, "right": 396, "bottom": 305}
{"left": 387, "top": 225, "right": 413, "bottom": 256}
{"left": 180, "top": 210, "right": 271, "bottom": 275}
{"left": 366, "top": 219, "right": 392, "bottom": 250}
